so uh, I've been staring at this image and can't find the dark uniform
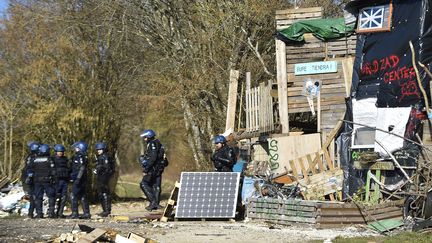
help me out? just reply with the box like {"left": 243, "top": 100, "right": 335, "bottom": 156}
{"left": 139, "top": 138, "right": 165, "bottom": 211}
{"left": 29, "top": 145, "right": 56, "bottom": 218}
{"left": 70, "top": 146, "right": 90, "bottom": 219}
{"left": 22, "top": 151, "right": 38, "bottom": 218}
{"left": 95, "top": 151, "right": 114, "bottom": 216}
{"left": 52, "top": 153, "right": 70, "bottom": 218}
{"left": 211, "top": 144, "right": 236, "bottom": 172}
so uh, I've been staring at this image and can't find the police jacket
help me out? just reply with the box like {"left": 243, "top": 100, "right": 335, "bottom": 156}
{"left": 21, "top": 152, "right": 37, "bottom": 181}
{"left": 53, "top": 155, "right": 70, "bottom": 179}
{"left": 29, "top": 155, "right": 56, "bottom": 183}
{"left": 211, "top": 145, "right": 236, "bottom": 172}
{"left": 70, "top": 152, "right": 88, "bottom": 183}
{"left": 140, "top": 139, "right": 163, "bottom": 173}
{"left": 96, "top": 153, "right": 114, "bottom": 176}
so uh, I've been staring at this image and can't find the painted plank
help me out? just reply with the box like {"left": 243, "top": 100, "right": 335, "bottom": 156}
{"left": 267, "top": 134, "right": 321, "bottom": 176}
{"left": 353, "top": 161, "right": 395, "bottom": 170}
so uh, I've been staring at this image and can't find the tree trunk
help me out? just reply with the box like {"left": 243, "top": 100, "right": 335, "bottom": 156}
{"left": 181, "top": 98, "right": 206, "bottom": 169}
{"left": 8, "top": 120, "right": 13, "bottom": 178}
{"left": 3, "top": 121, "right": 7, "bottom": 175}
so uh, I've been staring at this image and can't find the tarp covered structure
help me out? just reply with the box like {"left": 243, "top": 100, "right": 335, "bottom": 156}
{"left": 277, "top": 18, "right": 355, "bottom": 42}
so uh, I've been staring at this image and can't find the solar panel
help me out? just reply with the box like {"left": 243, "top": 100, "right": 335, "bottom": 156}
{"left": 175, "top": 172, "right": 240, "bottom": 219}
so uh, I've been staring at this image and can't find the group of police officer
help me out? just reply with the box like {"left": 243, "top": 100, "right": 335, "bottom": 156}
{"left": 20, "top": 129, "right": 234, "bottom": 219}
{"left": 22, "top": 141, "right": 115, "bottom": 219}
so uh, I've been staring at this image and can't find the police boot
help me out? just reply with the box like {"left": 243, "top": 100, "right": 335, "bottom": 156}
{"left": 48, "top": 197, "right": 57, "bottom": 218}
{"left": 28, "top": 196, "right": 35, "bottom": 218}
{"left": 153, "top": 185, "right": 163, "bottom": 209}
{"left": 70, "top": 193, "right": 79, "bottom": 219}
{"left": 141, "top": 183, "right": 157, "bottom": 211}
{"left": 34, "top": 199, "right": 44, "bottom": 218}
{"left": 80, "top": 197, "right": 91, "bottom": 219}
{"left": 97, "top": 193, "right": 106, "bottom": 217}
{"left": 99, "top": 193, "right": 111, "bottom": 217}
{"left": 57, "top": 195, "right": 67, "bottom": 218}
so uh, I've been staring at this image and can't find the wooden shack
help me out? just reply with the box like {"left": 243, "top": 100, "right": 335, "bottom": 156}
{"left": 229, "top": 7, "right": 356, "bottom": 196}
{"left": 275, "top": 7, "right": 355, "bottom": 141}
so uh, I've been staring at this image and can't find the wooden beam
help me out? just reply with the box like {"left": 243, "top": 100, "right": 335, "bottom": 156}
{"left": 276, "top": 39, "right": 289, "bottom": 133}
{"left": 225, "top": 69, "right": 240, "bottom": 131}
{"left": 245, "top": 72, "right": 251, "bottom": 132}
{"left": 341, "top": 57, "right": 354, "bottom": 97}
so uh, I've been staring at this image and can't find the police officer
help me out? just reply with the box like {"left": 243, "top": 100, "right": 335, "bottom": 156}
{"left": 29, "top": 144, "right": 56, "bottom": 218}
{"left": 70, "top": 141, "right": 91, "bottom": 219}
{"left": 52, "top": 144, "right": 70, "bottom": 218}
{"left": 211, "top": 135, "right": 236, "bottom": 172}
{"left": 94, "top": 142, "right": 115, "bottom": 217}
{"left": 139, "top": 129, "right": 165, "bottom": 211}
{"left": 22, "top": 142, "right": 39, "bottom": 218}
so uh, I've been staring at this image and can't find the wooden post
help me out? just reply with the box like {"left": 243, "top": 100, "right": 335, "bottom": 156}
{"left": 342, "top": 57, "right": 354, "bottom": 97}
{"left": 245, "top": 72, "right": 251, "bottom": 132}
{"left": 276, "top": 39, "right": 289, "bottom": 133}
{"left": 317, "top": 91, "right": 321, "bottom": 133}
{"left": 225, "top": 69, "right": 240, "bottom": 132}
{"left": 268, "top": 80, "right": 274, "bottom": 132}
{"left": 238, "top": 82, "right": 244, "bottom": 132}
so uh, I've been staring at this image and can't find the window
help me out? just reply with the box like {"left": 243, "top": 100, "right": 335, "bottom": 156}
{"left": 357, "top": 3, "right": 393, "bottom": 33}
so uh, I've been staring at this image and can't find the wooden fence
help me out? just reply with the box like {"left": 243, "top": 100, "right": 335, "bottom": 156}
{"left": 245, "top": 80, "right": 274, "bottom": 133}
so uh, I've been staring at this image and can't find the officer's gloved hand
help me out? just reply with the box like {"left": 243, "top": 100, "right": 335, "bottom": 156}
{"left": 92, "top": 169, "right": 97, "bottom": 175}
{"left": 49, "top": 177, "right": 56, "bottom": 185}
{"left": 25, "top": 176, "right": 33, "bottom": 185}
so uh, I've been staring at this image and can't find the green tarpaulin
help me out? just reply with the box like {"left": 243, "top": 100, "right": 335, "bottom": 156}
{"left": 277, "top": 17, "right": 355, "bottom": 42}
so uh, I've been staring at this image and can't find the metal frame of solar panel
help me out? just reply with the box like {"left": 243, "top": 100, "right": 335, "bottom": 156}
{"left": 175, "top": 172, "right": 240, "bottom": 219}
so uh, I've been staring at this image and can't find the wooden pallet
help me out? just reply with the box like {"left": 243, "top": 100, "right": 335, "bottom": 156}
{"left": 160, "top": 181, "right": 180, "bottom": 222}
{"left": 247, "top": 198, "right": 318, "bottom": 224}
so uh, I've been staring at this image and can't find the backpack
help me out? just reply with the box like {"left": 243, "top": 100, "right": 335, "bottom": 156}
{"left": 158, "top": 144, "right": 169, "bottom": 168}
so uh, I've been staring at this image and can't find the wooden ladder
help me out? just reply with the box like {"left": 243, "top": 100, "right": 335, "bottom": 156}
{"left": 160, "top": 181, "right": 180, "bottom": 222}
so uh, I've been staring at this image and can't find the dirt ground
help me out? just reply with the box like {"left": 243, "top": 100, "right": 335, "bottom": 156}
{"left": 0, "top": 200, "right": 377, "bottom": 243}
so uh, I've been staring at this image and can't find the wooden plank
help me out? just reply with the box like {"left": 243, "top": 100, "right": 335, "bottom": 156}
{"left": 286, "top": 47, "right": 325, "bottom": 54}
{"left": 225, "top": 69, "right": 240, "bottom": 131}
{"left": 290, "top": 160, "right": 300, "bottom": 179}
{"left": 245, "top": 72, "right": 251, "bottom": 132}
{"left": 268, "top": 134, "right": 321, "bottom": 176}
{"left": 315, "top": 152, "right": 326, "bottom": 171}
{"left": 306, "top": 154, "right": 317, "bottom": 174}
{"left": 248, "top": 208, "right": 317, "bottom": 218}
{"left": 248, "top": 212, "right": 317, "bottom": 223}
{"left": 353, "top": 161, "right": 395, "bottom": 170}
{"left": 323, "top": 148, "right": 334, "bottom": 170}
{"left": 276, "top": 39, "right": 289, "bottom": 133}
{"left": 248, "top": 202, "right": 317, "bottom": 212}
{"left": 276, "top": 7, "right": 322, "bottom": 16}
{"left": 76, "top": 228, "right": 106, "bottom": 243}
{"left": 342, "top": 57, "right": 354, "bottom": 97}
{"left": 317, "top": 217, "right": 366, "bottom": 224}
{"left": 367, "top": 211, "right": 403, "bottom": 221}
{"left": 248, "top": 198, "right": 319, "bottom": 207}
{"left": 286, "top": 52, "right": 326, "bottom": 59}
{"left": 298, "top": 157, "right": 309, "bottom": 181}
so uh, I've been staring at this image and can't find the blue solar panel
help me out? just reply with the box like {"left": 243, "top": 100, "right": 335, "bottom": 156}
{"left": 175, "top": 172, "right": 240, "bottom": 218}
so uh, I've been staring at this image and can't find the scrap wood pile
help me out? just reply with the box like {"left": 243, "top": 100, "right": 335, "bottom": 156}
{"left": 51, "top": 224, "right": 157, "bottom": 243}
